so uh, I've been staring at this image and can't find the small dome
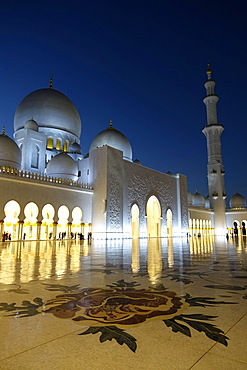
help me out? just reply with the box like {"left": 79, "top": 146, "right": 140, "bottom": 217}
{"left": 192, "top": 191, "right": 206, "bottom": 207}
{"left": 0, "top": 134, "right": 21, "bottom": 170}
{"left": 229, "top": 192, "right": 246, "bottom": 209}
{"left": 90, "top": 125, "right": 132, "bottom": 161}
{"left": 187, "top": 191, "right": 193, "bottom": 206}
{"left": 46, "top": 152, "right": 78, "bottom": 180}
{"left": 24, "top": 119, "right": 38, "bottom": 131}
{"left": 69, "top": 142, "right": 82, "bottom": 154}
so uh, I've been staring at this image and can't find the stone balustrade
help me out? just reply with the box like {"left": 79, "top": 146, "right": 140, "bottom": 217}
{"left": 0, "top": 165, "right": 93, "bottom": 190}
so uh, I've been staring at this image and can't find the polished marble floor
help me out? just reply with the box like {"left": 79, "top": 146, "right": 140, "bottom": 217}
{"left": 0, "top": 235, "right": 246, "bottom": 369}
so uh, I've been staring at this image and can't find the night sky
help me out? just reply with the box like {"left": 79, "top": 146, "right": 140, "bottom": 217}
{"left": 1, "top": 1, "right": 247, "bottom": 205}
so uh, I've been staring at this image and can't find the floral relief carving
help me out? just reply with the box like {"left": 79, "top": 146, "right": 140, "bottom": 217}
{"left": 180, "top": 178, "right": 189, "bottom": 230}
{"left": 109, "top": 160, "right": 121, "bottom": 230}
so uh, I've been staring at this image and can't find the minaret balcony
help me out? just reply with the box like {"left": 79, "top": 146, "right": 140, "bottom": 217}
{"left": 222, "top": 193, "right": 227, "bottom": 199}
{"left": 212, "top": 192, "right": 218, "bottom": 199}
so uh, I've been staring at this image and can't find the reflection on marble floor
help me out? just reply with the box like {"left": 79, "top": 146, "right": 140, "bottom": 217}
{"left": 0, "top": 236, "right": 247, "bottom": 369}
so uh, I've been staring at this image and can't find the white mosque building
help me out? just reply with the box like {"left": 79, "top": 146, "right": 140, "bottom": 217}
{"left": 0, "top": 68, "right": 246, "bottom": 241}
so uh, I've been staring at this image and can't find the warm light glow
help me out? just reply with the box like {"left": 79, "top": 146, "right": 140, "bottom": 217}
{"left": 146, "top": 195, "right": 161, "bottom": 238}
{"left": 56, "top": 139, "right": 61, "bottom": 150}
{"left": 47, "top": 137, "right": 53, "bottom": 149}
{"left": 166, "top": 209, "right": 173, "bottom": 237}
{"left": 131, "top": 204, "right": 139, "bottom": 239}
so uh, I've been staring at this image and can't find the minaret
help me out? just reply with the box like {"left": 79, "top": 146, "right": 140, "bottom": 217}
{"left": 202, "top": 64, "right": 226, "bottom": 235}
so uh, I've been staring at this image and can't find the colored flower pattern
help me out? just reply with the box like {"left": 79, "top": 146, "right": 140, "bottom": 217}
{"left": 42, "top": 287, "right": 189, "bottom": 327}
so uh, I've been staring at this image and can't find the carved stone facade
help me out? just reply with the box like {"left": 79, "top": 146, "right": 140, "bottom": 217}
{"left": 109, "top": 158, "right": 121, "bottom": 231}
{"left": 127, "top": 172, "right": 175, "bottom": 234}
{"left": 179, "top": 175, "right": 189, "bottom": 231}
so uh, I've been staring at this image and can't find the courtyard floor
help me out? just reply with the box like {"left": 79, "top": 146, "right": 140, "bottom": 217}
{"left": 0, "top": 236, "right": 246, "bottom": 369}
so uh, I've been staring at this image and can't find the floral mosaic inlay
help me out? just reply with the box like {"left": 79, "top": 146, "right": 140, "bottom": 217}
{"left": 42, "top": 286, "right": 189, "bottom": 326}
{"left": 0, "top": 279, "right": 238, "bottom": 352}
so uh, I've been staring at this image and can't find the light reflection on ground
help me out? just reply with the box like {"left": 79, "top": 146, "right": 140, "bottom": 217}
{"left": 0, "top": 236, "right": 247, "bottom": 367}
{"left": 0, "top": 235, "right": 246, "bottom": 285}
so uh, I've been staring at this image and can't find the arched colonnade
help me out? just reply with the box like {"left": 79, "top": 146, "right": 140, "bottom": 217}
{"left": 1, "top": 200, "right": 90, "bottom": 241}
{"left": 188, "top": 218, "right": 213, "bottom": 237}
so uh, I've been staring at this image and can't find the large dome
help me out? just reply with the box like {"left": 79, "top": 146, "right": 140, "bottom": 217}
{"left": 90, "top": 125, "right": 132, "bottom": 161}
{"left": 0, "top": 134, "right": 21, "bottom": 170}
{"left": 46, "top": 152, "right": 78, "bottom": 181}
{"left": 14, "top": 88, "right": 81, "bottom": 138}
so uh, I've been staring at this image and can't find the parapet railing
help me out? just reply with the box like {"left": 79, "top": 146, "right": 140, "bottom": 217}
{"left": 0, "top": 166, "right": 93, "bottom": 190}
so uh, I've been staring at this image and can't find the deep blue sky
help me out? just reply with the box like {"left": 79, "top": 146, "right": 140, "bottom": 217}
{"left": 1, "top": 0, "right": 247, "bottom": 205}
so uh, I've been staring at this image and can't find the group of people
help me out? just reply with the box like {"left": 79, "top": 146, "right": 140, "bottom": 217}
{"left": 58, "top": 232, "right": 67, "bottom": 240}
{"left": 70, "top": 232, "right": 85, "bottom": 240}
{"left": 57, "top": 231, "right": 92, "bottom": 241}
{"left": 2, "top": 232, "right": 11, "bottom": 241}
{"left": 1, "top": 230, "right": 93, "bottom": 242}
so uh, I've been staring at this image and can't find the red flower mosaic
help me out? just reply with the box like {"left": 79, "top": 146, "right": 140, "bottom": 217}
{"left": 42, "top": 287, "right": 189, "bottom": 327}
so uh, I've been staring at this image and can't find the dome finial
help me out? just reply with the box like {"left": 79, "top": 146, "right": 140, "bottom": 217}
{"left": 49, "top": 74, "right": 54, "bottom": 89}
{"left": 1, "top": 126, "right": 5, "bottom": 135}
{"left": 206, "top": 63, "right": 212, "bottom": 80}
{"left": 109, "top": 119, "right": 113, "bottom": 129}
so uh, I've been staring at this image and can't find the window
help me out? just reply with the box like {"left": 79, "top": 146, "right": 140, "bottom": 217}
{"left": 31, "top": 145, "right": 39, "bottom": 169}
{"left": 47, "top": 138, "right": 53, "bottom": 149}
{"left": 56, "top": 139, "right": 61, "bottom": 150}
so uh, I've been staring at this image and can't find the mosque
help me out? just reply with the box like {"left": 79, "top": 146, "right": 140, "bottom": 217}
{"left": 0, "top": 67, "right": 246, "bottom": 241}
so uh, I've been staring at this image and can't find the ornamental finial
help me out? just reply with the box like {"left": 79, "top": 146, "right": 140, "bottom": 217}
{"left": 206, "top": 63, "right": 212, "bottom": 80}
{"left": 49, "top": 74, "right": 54, "bottom": 89}
{"left": 1, "top": 126, "right": 5, "bottom": 135}
{"left": 109, "top": 119, "right": 113, "bottom": 128}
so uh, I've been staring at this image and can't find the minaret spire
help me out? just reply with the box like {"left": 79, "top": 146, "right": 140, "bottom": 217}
{"left": 49, "top": 74, "right": 54, "bottom": 89}
{"left": 202, "top": 65, "right": 226, "bottom": 234}
{"left": 206, "top": 62, "right": 212, "bottom": 80}
{"left": 203, "top": 64, "right": 219, "bottom": 125}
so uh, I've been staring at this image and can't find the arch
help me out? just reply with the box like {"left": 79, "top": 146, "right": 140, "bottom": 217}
{"left": 166, "top": 208, "right": 173, "bottom": 237}
{"left": 56, "top": 139, "right": 61, "bottom": 150}
{"left": 146, "top": 195, "right": 161, "bottom": 238}
{"left": 57, "top": 205, "right": 70, "bottom": 239}
{"left": 31, "top": 144, "right": 39, "bottom": 169}
{"left": 23, "top": 202, "right": 39, "bottom": 239}
{"left": 63, "top": 140, "right": 68, "bottom": 152}
{"left": 233, "top": 220, "right": 240, "bottom": 237}
{"left": 47, "top": 137, "right": 53, "bottom": 149}
{"left": 72, "top": 207, "right": 82, "bottom": 223}
{"left": 72, "top": 206, "right": 83, "bottom": 236}
{"left": 242, "top": 220, "right": 247, "bottom": 236}
{"left": 4, "top": 200, "right": 21, "bottom": 240}
{"left": 192, "top": 218, "right": 196, "bottom": 229}
{"left": 41, "top": 204, "right": 55, "bottom": 239}
{"left": 131, "top": 204, "right": 139, "bottom": 239}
